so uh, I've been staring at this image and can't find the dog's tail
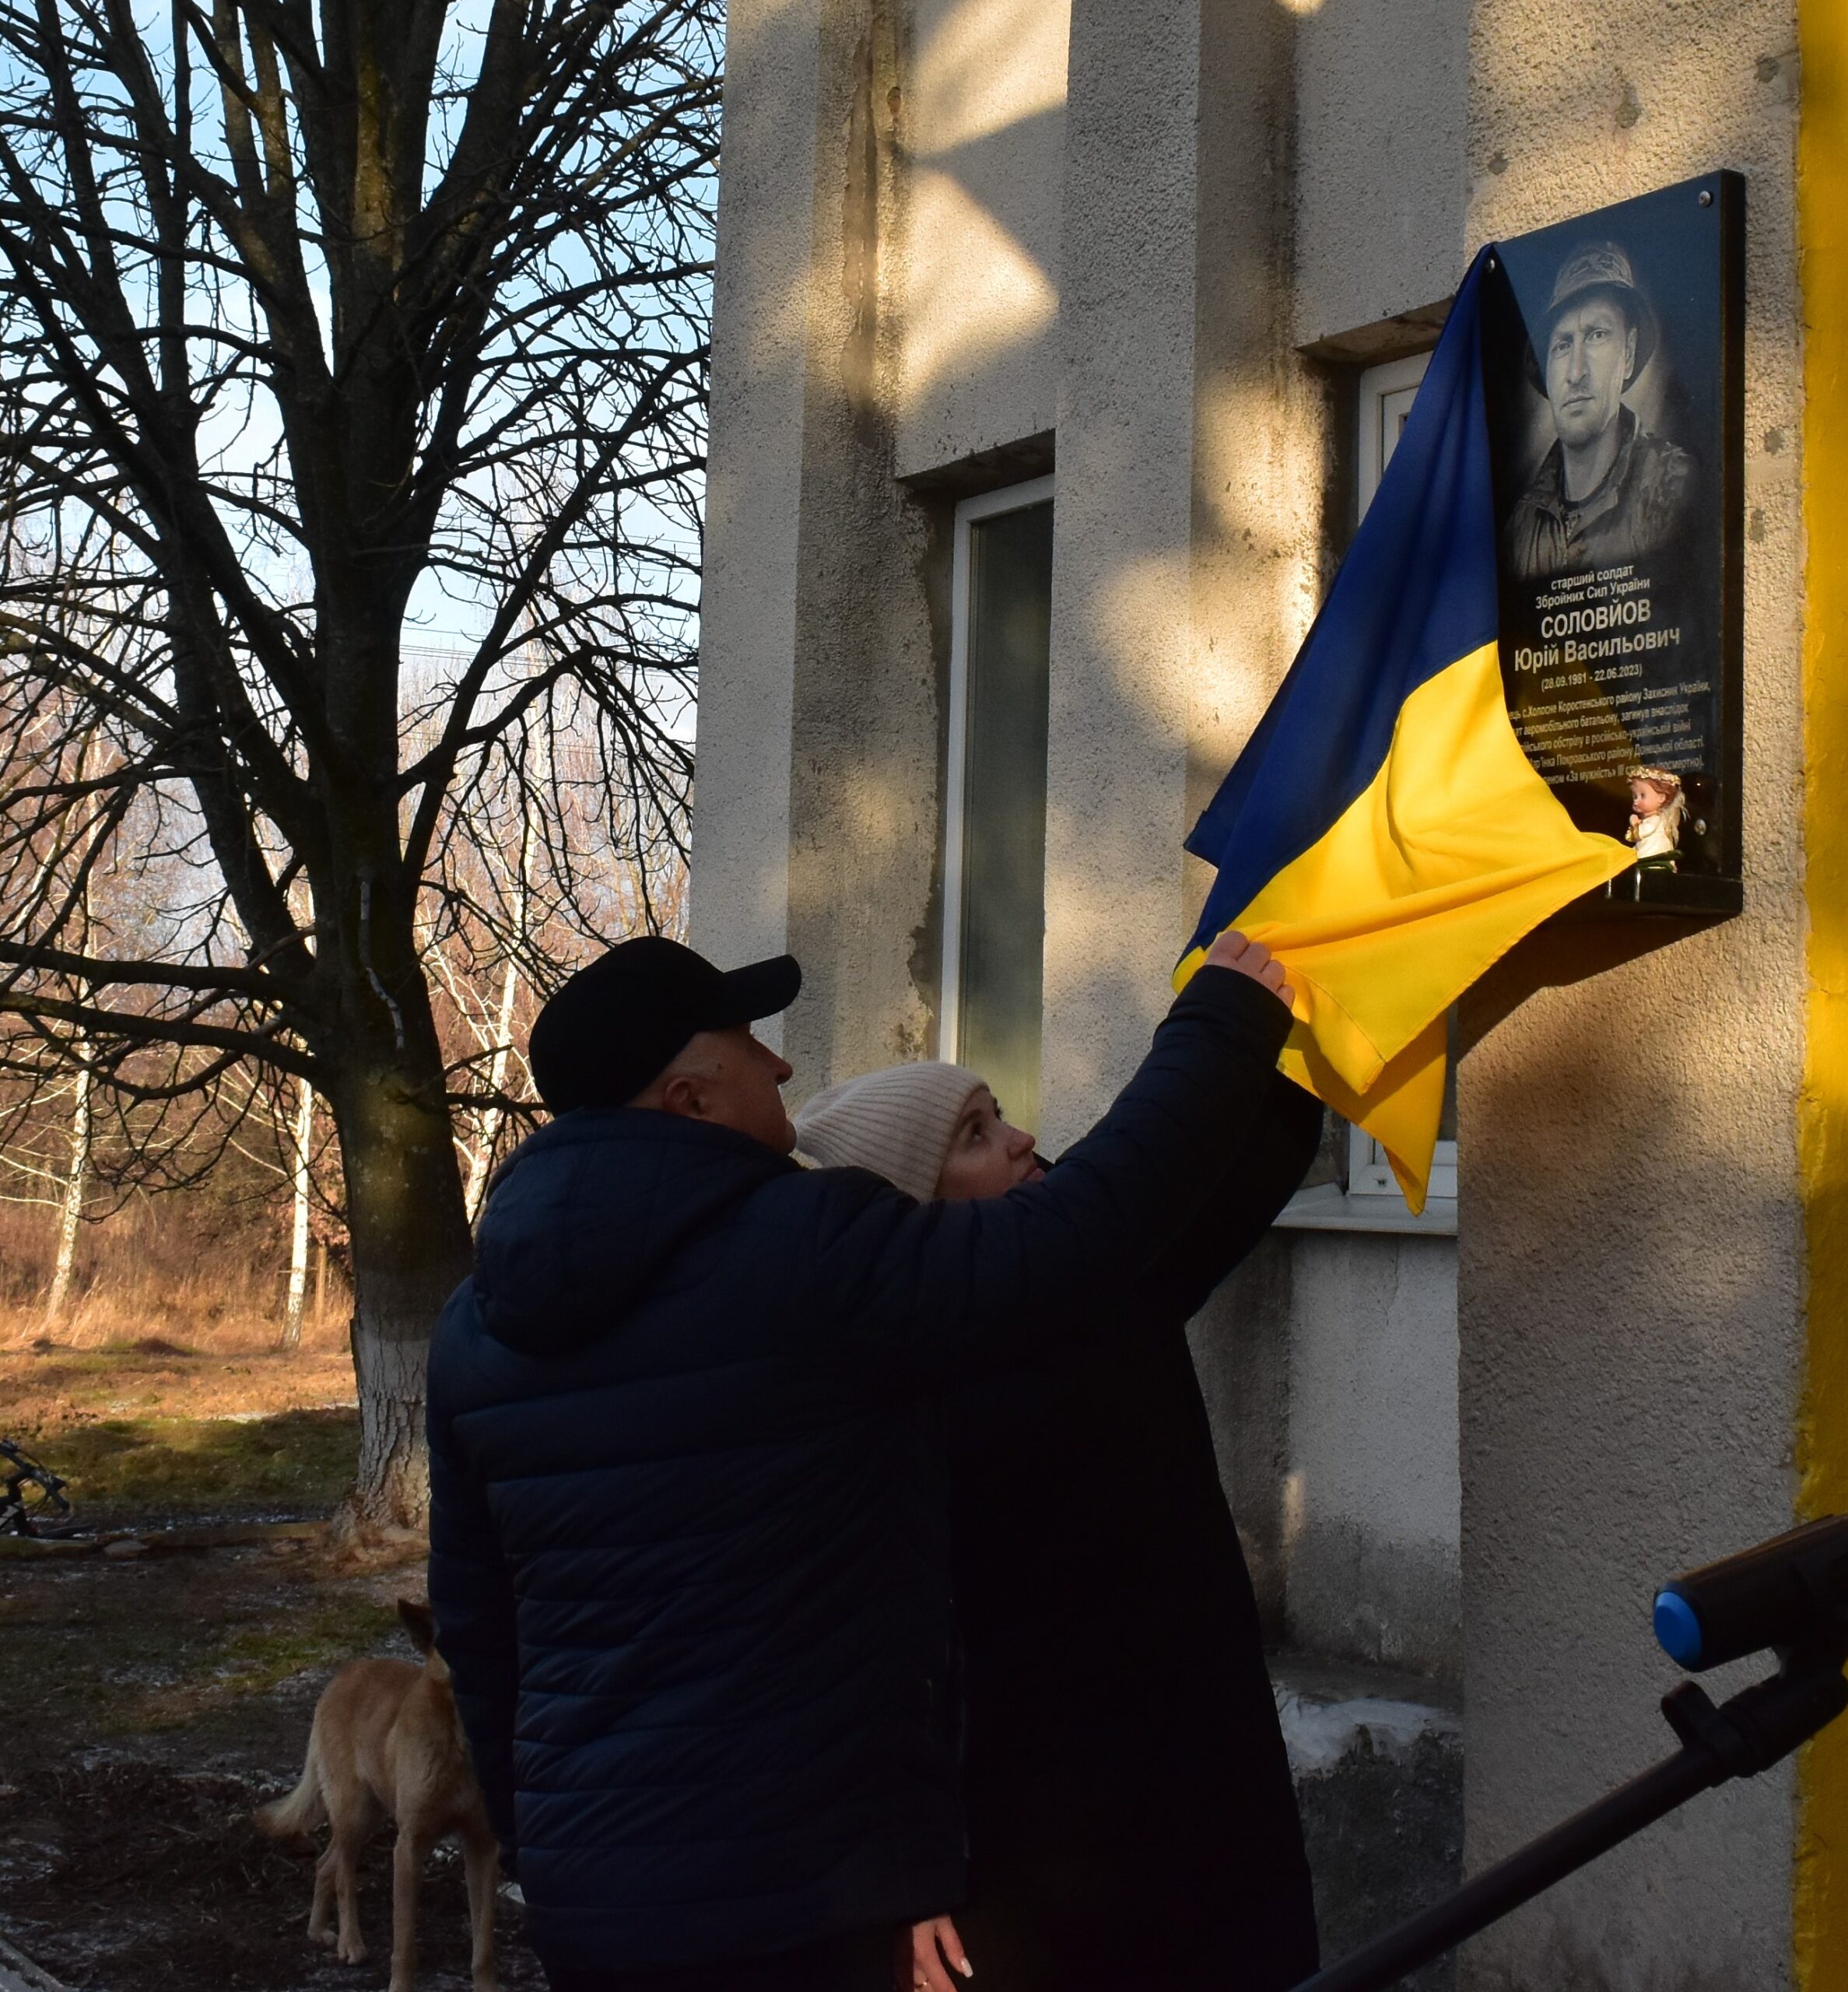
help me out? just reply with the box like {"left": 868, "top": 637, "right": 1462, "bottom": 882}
{"left": 254, "top": 1714, "right": 326, "bottom": 1842}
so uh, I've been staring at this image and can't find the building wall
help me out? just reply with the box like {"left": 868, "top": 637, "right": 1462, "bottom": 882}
{"left": 1191, "top": 1226, "right": 1464, "bottom": 1682}
{"left": 1457, "top": 6, "right": 1804, "bottom": 1985}
{"left": 779, "top": 0, "right": 943, "bottom": 1089}
{"left": 1036, "top": 0, "right": 1206, "bottom": 1152}
{"left": 1292, "top": 0, "right": 1472, "bottom": 349}
{"left": 896, "top": 0, "right": 1067, "bottom": 476}
{"left": 1285, "top": 1233, "right": 1462, "bottom": 1679}
{"left": 689, "top": 0, "right": 825, "bottom": 984}
{"left": 693, "top": 0, "right": 1818, "bottom": 1981}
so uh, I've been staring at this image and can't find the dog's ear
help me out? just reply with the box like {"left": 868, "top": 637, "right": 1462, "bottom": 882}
{"left": 398, "top": 1597, "right": 437, "bottom": 1655}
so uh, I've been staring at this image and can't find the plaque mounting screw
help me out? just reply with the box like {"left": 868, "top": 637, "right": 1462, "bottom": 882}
{"left": 1699, "top": 189, "right": 1714, "bottom": 206}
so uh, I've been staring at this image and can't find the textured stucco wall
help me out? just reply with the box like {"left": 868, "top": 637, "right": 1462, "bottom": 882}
{"left": 1285, "top": 1233, "right": 1462, "bottom": 1679}
{"left": 696, "top": 0, "right": 950, "bottom": 1093}
{"left": 1187, "top": 0, "right": 1324, "bottom": 917}
{"left": 1194, "top": 1226, "right": 1464, "bottom": 1678}
{"left": 1189, "top": 1236, "right": 1298, "bottom": 1633}
{"left": 1038, "top": 0, "right": 1206, "bottom": 1152}
{"left": 692, "top": 0, "right": 827, "bottom": 985}
{"left": 895, "top": 0, "right": 1068, "bottom": 476}
{"left": 781, "top": 0, "right": 945, "bottom": 1092}
{"left": 1292, "top": 0, "right": 1471, "bottom": 345}
{"left": 1456, "top": 7, "right": 1805, "bottom": 1987}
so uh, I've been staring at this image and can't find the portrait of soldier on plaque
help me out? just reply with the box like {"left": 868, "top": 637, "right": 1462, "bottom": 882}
{"left": 1485, "top": 174, "right": 1742, "bottom": 903}
{"left": 1501, "top": 243, "right": 1697, "bottom": 583}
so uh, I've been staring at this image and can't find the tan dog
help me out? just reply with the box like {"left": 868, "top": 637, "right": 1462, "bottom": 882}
{"left": 256, "top": 1597, "right": 500, "bottom": 1992}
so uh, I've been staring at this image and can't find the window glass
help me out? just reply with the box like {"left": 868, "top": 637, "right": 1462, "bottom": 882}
{"left": 956, "top": 499, "right": 1053, "bottom": 1135}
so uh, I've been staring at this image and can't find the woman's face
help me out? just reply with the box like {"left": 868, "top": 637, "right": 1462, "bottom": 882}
{"left": 934, "top": 1087, "right": 1043, "bottom": 1201}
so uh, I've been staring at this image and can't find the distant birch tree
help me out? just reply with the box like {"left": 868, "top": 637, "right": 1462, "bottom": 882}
{"left": 0, "top": 1, "right": 717, "bottom": 1531}
{"left": 281, "top": 1068, "right": 313, "bottom": 1347}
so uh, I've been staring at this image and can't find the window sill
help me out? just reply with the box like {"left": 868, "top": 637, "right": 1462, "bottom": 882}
{"left": 1274, "top": 1183, "right": 1459, "bottom": 1237}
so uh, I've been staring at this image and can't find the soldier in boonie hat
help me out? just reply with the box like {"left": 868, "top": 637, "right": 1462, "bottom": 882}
{"left": 1523, "top": 240, "right": 1660, "bottom": 392}
{"left": 1503, "top": 237, "right": 1694, "bottom": 582}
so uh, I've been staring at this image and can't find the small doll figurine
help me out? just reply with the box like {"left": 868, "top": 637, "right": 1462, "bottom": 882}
{"left": 1626, "top": 766, "right": 1688, "bottom": 872}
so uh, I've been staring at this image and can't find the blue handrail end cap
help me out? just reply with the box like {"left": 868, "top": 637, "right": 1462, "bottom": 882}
{"left": 1654, "top": 1589, "right": 1704, "bottom": 1668}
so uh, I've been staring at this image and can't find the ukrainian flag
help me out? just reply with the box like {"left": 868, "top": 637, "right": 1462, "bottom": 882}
{"left": 1176, "top": 247, "right": 1635, "bottom": 1212}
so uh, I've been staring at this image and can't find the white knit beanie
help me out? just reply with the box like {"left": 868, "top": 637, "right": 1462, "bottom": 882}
{"left": 792, "top": 1061, "right": 987, "bottom": 1203}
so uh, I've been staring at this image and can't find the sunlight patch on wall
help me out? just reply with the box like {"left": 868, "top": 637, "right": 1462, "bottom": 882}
{"left": 902, "top": 165, "right": 1058, "bottom": 409}
{"left": 910, "top": 0, "right": 1069, "bottom": 155}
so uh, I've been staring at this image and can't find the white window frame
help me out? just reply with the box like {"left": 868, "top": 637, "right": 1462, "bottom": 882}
{"left": 940, "top": 472, "right": 1056, "bottom": 1064}
{"left": 1357, "top": 352, "right": 1429, "bottom": 514}
{"left": 1276, "top": 352, "right": 1457, "bottom": 1236}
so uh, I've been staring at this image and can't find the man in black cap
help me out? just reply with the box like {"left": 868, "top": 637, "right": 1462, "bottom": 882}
{"left": 524, "top": 937, "right": 805, "bottom": 1150}
{"left": 1502, "top": 240, "right": 1695, "bottom": 582}
{"left": 426, "top": 926, "right": 1317, "bottom": 1992}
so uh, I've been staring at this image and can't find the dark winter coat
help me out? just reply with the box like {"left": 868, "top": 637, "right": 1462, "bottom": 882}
{"left": 941, "top": 1071, "right": 1323, "bottom": 1992}
{"left": 425, "top": 967, "right": 1296, "bottom": 1975}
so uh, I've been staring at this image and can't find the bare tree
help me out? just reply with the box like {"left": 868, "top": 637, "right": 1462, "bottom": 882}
{"left": 422, "top": 714, "right": 689, "bottom": 1220}
{"left": 0, "top": 1, "right": 717, "bottom": 1529}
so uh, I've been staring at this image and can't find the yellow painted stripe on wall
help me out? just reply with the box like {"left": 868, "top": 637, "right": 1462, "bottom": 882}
{"left": 1797, "top": 0, "right": 1848, "bottom": 1982}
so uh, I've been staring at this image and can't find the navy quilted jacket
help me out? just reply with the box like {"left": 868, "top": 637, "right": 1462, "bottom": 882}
{"left": 425, "top": 966, "right": 1293, "bottom": 1972}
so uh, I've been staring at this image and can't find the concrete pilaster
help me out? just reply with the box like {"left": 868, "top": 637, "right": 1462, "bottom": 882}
{"left": 1039, "top": 0, "right": 1203, "bottom": 1153}
{"left": 690, "top": 0, "right": 824, "bottom": 984}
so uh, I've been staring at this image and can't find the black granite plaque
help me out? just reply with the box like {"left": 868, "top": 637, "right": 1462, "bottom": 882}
{"left": 1485, "top": 172, "right": 1745, "bottom": 917}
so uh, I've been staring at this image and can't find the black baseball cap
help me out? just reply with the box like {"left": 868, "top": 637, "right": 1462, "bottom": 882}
{"left": 528, "top": 936, "right": 801, "bottom": 1113}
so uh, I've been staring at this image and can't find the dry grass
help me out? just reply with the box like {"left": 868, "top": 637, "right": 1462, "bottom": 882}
{"left": 1, "top": 1343, "right": 356, "bottom": 1432}
{"left": 0, "top": 1187, "right": 351, "bottom": 1355}
{"left": 0, "top": 1192, "right": 361, "bottom": 1523}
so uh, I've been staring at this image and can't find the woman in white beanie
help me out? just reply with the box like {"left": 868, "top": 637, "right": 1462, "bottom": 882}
{"left": 794, "top": 1060, "right": 1040, "bottom": 1204}
{"left": 793, "top": 1062, "right": 1320, "bottom": 1992}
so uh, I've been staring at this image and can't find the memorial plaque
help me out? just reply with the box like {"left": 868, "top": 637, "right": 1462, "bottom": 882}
{"left": 1485, "top": 172, "right": 1745, "bottom": 915}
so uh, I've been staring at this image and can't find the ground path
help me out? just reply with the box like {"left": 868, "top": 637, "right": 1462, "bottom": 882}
{"left": 0, "top": 1342, "right": 545, "bottom": 1991}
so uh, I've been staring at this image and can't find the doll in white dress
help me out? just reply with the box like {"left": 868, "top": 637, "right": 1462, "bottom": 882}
{"left": 1626, "top": 766, "right": 1688, "bottom": 870}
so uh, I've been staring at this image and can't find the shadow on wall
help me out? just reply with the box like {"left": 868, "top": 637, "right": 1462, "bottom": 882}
{"left": 1458, "top": 913, "right": 1800, "bottom": 1720}
{"left": 1464, "top": 913, "right": 1799, "bottom": 1510}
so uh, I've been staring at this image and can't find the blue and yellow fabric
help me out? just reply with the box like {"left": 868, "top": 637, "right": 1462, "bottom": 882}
{"left": 1176, "top": 247, "right": 1634, "bottom": 1212}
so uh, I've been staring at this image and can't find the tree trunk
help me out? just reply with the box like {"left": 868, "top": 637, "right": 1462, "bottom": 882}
{"left": 333, "top": 1056, "right": 475, "bottom": 1539}
{"left": 465, "top": 953, "right": 521, "bottom": 1222}
{"left": 45, "top": 1060, "right": 89, "bottom": 1324}
{"left": 282, "top": 1075, "right": 314, "bottom": 1349}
